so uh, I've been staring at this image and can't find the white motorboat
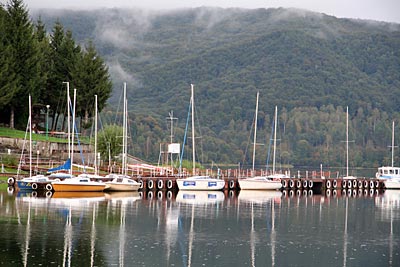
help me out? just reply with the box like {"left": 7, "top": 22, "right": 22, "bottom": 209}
{"left": 377, "top": 166, "right": 400, "bottom": 189}
{"left": 376, "top": 122, "right": 400, "bottom": 189}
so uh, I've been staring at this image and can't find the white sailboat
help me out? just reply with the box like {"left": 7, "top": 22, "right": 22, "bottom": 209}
{"left": 16, "top": 95, "right": 51, "bottom": 191}
{"left": 176, "top": 84, "right": 225, "bottom": 191}
{"left": 238, "top": 96, "right": 284, "bottom": 190}
{"left": 266, "top": 106, "right": 290, "bottom": 180}
{"left": 376, "top": 121, "right": 400, "bottom": 189}
{"left": 105, "top": 83, "right": 140, "bottom": 191}
{"left": 52, "top": 87, "right": 107, "bottom": 192}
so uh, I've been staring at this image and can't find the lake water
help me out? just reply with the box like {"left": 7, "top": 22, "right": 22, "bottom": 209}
{"left": 0, "top": 189, "right": 399, "bottom": 267}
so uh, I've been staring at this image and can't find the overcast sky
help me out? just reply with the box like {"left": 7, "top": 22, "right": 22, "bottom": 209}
{"left": 23, "top": 0, "right": 399, "bottom": 23}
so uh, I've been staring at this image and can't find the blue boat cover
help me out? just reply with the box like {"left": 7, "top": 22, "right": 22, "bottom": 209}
{"left": 47, "top": 158, "right": 71, "bottom": 173}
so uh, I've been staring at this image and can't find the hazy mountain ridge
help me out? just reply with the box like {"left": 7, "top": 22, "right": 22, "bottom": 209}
{"left": 30, "top": 7, "right": 400, "bottom": 168}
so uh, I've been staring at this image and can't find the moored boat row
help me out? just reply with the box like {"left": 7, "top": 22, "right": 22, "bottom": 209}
{"left": 10, "top": 173, "right": 141, "bottom": 192}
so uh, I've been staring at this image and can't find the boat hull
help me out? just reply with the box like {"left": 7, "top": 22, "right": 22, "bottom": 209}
{"left": 16, "top": 176, "right": 50, "bottom": 190}
{"left": 238, "top": 179, "right": 282, "bottom": 190}
{"left": 52, "top": 183, "right": 106, "bottom": 192}
{"left": 16, "top": 181, "right": 34, "bottom": 190}
{"left": 105, "top": 183, "right": 140, "bottom": 191}
{"left": 383, "top": 179, "right": 400, "bottom": 189}
{"left": 176, "top": 179, "right": 225, "bottom": 191}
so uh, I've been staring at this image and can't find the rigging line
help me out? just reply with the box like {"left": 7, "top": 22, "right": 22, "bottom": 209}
{"left": 69, "top": 98, "right": 86, "bottom": 172}
{"left": 126, "top": 105, "right": 133, "bottom": 160}
{"left": 53, "top": 84, "right": 64, "bottom": 131}
{"left": 179, "top": 98, "right": 192, "bottom": 174}
{"left": 113, "top": 85, "right": 125, "bottom": 126}
{"left": 266, "top": 119, "right": 274, "bottom": 172}
{"left": 17, "top": 116, "right": 30, "bottom": 176}
{"left": 194, "top": 95, "right": 205, "bottom": 165}
{"left": 242, "top": 106, "right": 257, "bottom": 170}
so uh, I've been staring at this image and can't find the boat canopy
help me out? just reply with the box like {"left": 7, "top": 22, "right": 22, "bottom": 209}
{"left": 48, "top": 158, "right": 71, "bottom": 173}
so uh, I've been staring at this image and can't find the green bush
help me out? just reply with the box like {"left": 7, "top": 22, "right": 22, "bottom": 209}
{"left": 1, "top": 155, "right": 18, "bottom": 166}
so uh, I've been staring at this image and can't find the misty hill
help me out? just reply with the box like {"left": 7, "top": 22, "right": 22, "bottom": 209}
{"left": 31, "top": 7, "right": 400, "bottom": 171}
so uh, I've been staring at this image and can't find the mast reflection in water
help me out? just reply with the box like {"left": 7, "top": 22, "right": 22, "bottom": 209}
{"left": 0, "top": 189, "right": 399, "bottom": 266}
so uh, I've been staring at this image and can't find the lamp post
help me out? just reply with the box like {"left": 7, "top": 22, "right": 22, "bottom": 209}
{"left": 46, "top": 105, "right": 50, "bottom": 140}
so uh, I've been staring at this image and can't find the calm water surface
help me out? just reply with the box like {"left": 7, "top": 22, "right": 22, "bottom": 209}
{"left": 0, "top": 189, "right": 399, "bottom": 267}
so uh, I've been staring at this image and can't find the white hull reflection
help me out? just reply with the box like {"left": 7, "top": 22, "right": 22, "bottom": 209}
{"left": 50, "top": 192, "right": 106, "bottom": 210}
{"left": 176, "top": 190, "right": 225, "bottom": 204}
{"left": 375, "top": 190, "right": 400, "bottom": 210}
{"left": 104, "top": 191, "right": 141, "bottom": 206}
{"left": 238, "top": 190, "right": 282, "bottom": 204}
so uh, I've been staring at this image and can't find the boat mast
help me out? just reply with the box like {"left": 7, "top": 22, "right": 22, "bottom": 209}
{"left": 122, "top": 82, "right": 127, "bottom": 176}
{"left": 94, "top": 95, "right": 98, "bottom": 176}
{"left": 252, "top": 92, "right": 259, "bottom": 174}
{"left": 191, "top": 84, "right": 195, "bottom": 175}
{"left": 272, "top": 106, "right": 278, "bottom": 175}
{"left": 64, "top": 82, "right": 71, "bottom": 161}
{"left": 70, "top": 89, "right": 76, "bottom": 176}
{"left": 392, "top": 121, "right": 395, "bottom": 167}
{"left": 29, "top": 95, "right": 32, "bottom": 177}
{"left": 346, "top": 106, "right": 349, "bottom": 177}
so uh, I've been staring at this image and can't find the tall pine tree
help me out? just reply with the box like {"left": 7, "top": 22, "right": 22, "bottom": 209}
{"left": 4, "top": 0, "right": 41, "bottom": 128}
{"left": 73, "top": 41, "right": 112, "bottom": 130}
{"left": 0, "top": 5, "right": 18, "bottom": 125}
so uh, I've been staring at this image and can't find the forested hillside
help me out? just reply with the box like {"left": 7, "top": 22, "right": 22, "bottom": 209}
{"left": 32, "top": 7, "right": 400, "bottom": 174}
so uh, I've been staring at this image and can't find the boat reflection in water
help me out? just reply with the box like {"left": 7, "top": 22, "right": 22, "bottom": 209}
{"left": 1, "top": 187, "right": 399, "bottom": 267}
{"left": 104, "top": 191, "right": 141, "bottom": 206}
{"left": 52, "top": 191, "right": 106, "bottom": 267}
{"left": 105, "top": 191, "right": 141, "bottom": 266}
{"left": 176, "top": 190, "right": 225, "bottom": 204}
{"left": 375, "top": 190, "right": 400, "bottom": 267}
{"left": 175, "top": 190, "right": 225, "bottom": 267}
{"left": 238, "top": 190, "right": 282, "bottom": 267}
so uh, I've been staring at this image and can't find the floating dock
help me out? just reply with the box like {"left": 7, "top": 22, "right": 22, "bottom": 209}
{"left": 7, "top": 169, "right": 386, "bottom": 192}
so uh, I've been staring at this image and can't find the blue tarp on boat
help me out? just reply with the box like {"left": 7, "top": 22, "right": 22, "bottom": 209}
{"left": 48, "top": 158, "right": 71, "bottom": 173}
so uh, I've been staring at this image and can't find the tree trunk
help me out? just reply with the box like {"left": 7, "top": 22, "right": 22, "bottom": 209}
{"left": 83, "top": 110, "right": 89, "bottom": 136}
{"left": 10, "top": 107, "right": 14, "bottom": 129}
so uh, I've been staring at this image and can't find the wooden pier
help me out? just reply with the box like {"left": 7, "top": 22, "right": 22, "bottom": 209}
{"left": 6, "top": 168, "right": 387, "bottom": 192}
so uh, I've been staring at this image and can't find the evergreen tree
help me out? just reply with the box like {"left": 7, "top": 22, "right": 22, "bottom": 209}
{"left": 0, "top": 5, "right": 18, "bottom": 124}
{"left": 73, "top": 41, "right": 112, "bottom": 129}
{"left": 34, "top": 17, "right": 51, "bottom": 106}
{"left": 4, "top": 0, "right": 41, "bottom": 128}
{"left": 47, "top": 23, "right": 81, "bottom": 131}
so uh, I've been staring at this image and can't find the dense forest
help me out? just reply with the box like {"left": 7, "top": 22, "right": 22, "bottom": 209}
{"left": 0, "top": 0, "right": 112, "bottom": 131}
{"left": 16, "top": 6, "right": 400, "bottom": 174}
